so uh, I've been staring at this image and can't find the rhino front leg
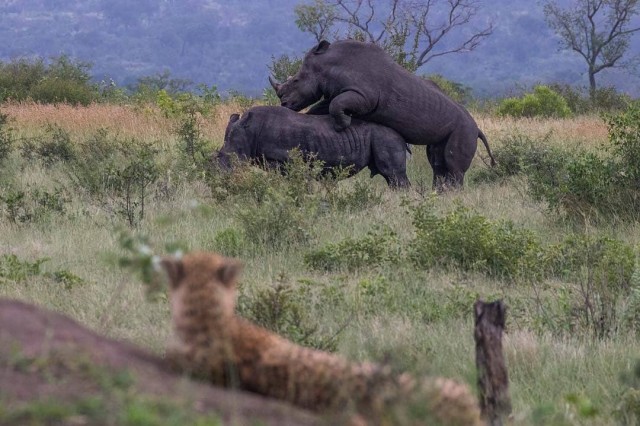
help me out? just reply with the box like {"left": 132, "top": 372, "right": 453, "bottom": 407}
{"left": 328, "top": 90, "right": 372, "bottom": 132}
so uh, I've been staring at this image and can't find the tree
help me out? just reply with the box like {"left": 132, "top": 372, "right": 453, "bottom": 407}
{"left": 544, "top": 0, "right": 640, "bottom": 98}
{"left": 294, "top": 0, "right": 493, "bottom": 72}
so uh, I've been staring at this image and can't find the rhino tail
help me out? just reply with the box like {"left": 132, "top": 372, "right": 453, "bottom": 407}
{"left": 478, "top": 130, "right": 496, "bottom": 167}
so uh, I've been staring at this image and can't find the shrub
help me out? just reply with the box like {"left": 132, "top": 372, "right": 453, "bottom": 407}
{"left": 409, "top": 201, "right": 542, "bottom": 280}
{"left": 20, "top": 125, "right": 76, "bottom": 166}
{"left": 67, "top": 130, "right": 160, "bottom": 227}
{"left": 236, "top": 190, "right": 312, "bottom": 249}
{"left": 470, "top": 132, "right": 566, "bottom": 183}
{"left": 0, "top": 254, "right": 47, "bottom": 282}
{"left": 606, "top": 102, "right": 640, "bottom": 185}
{"left": 304, "top": 226, "right": 400, "bottom": 272}
{"left": 0, "top": 112, "right": 13, "bottom": 163}
{"left": 237, "top": 275, "right": 341, "bottom": 351}
{"left": 0, "top": 186, "right": 70, "bottom": 223}
{"left": 549, "top": 83, "right": 631, "bottom": 114}
{"left": 212, "top": 228, "right": 246, "bottom": 257}
{"left": 527, "top": 103, "right": 640, "bottom": 222}
{"left": 0, "top": 55, "right": 97, "bottom": 104}
{"left": 175, "top": 103, "right": 212, "bottom": 179}
{"left": 325, "top": 179, "right": 383, "bottom": 212}
{"left": 497, "top": 85, "right": 571, "bottom": 118}
{"left": 528, "top": 150, "right": 621, "bottom": 220}
{"left": 539, "top": 234, "right": 635, "bottom": 338}
{"left": 29, "top": 78, "right": 96, "bottom": 106}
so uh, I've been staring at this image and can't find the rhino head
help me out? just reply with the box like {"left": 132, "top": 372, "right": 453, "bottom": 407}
{"left": 269, "top": 40, "right": 330, "bottom": 111}
{"left": 213, "top": 113, "right": 242, "bottom": 171}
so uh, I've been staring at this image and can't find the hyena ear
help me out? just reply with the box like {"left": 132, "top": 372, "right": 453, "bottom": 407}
{"left": 160, "top": 257, "right": 185, "bottom": 287}
{"left": 217, "top": 258, "right": 242, "bottom": 288}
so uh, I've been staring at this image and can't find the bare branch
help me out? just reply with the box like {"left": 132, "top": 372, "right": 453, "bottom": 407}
{"left": 544, "top": 0, "right": 640, "bottom": 95}
{"left": 296, "top": 0, "right": 493, "bottom": 72}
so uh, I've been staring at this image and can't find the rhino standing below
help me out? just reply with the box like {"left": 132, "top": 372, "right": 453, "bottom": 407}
{"left": 213, "top": 106, "right": 410, "bottom": 188}
{"left": 270, "top": 40, "right": 496, "bottom": 190}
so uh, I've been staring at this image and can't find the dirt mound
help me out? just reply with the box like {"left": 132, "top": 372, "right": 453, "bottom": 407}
{"left": 0, "top": 298, "right": 320, "bottom": 425}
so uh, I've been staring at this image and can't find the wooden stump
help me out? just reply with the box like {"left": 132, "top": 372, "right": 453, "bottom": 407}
{"left": 474, "top": 300, "right": 511, "bottom": 426}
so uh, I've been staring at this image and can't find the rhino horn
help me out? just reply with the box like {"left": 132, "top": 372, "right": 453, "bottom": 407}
{"left": 268, "top": 75, "right": 282, "bottom": 92}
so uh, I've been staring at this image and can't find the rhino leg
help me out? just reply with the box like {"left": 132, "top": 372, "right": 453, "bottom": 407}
{"left": 427, "top": 143, "right": 448, "bottom": 191}
{"left": 328, "top": 90, "right": 373, "bottom": 132}
{"left": 427, "top": 126, "right": 477, "bottom": 191}
{"left": 442, "top": 126, "right": 477, "bottom": 189}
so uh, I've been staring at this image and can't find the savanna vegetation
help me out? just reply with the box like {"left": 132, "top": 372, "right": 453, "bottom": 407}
{"left": 1, "top": 54, "right": 640, "bottom": 424}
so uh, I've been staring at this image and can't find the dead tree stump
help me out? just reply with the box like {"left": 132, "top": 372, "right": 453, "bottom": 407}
{"left": 474, "top": 300, "right": 511, "bottom": 426}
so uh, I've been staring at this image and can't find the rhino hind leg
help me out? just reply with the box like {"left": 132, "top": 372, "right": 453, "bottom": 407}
{"left": 428, "top": 128, "right": 477, "bottom": 191}
{"left": 427, "top": 143, "right": 449, "bottom": 191}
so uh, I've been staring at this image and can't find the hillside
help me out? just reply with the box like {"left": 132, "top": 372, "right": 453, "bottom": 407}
{"left": 1, "top": 0, "right": 639, "bottom": 97}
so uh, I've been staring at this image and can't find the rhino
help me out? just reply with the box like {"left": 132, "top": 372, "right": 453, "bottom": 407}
{"left": 269, "top": 40, "right": 496, "bottom": 190}
{"left": 213, "top": 106, "right": 410, "bottom": 188}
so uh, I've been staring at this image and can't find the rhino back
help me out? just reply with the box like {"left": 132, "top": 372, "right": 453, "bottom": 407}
{"left": 245, "top": 107, "right": 373, "bottom": 168}
{"left": 320, "top": 41, "right": 477, "bottom": 145}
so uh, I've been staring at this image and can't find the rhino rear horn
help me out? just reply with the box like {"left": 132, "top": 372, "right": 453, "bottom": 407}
{"left": 268, "top": 75, "right": 282, "bottom": 92}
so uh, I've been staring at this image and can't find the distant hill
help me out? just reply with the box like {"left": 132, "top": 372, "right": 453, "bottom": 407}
{"left": 1, "top": 0, "right": 638, "bottom": 97}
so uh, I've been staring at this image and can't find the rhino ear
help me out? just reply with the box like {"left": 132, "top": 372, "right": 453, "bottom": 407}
{"left": 228, "top": 113, "right": 240, "bottom": 124}
{"left": 239, "top": 111, "right": 252, "bottom": 128}
{"left": 313, "top": 40, "right": 331, "bottom": 54}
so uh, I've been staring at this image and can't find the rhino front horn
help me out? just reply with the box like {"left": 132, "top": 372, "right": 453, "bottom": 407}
{"left": 268, "top": 75, "right": 282, "bottom": 92}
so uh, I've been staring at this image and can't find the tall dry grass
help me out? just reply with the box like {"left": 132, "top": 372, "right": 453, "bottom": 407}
{"left": 1, "top": 102, "right": 610, "bottom": 150}
{"left": 0, "top": 100, "right": 255, "bottom": 145}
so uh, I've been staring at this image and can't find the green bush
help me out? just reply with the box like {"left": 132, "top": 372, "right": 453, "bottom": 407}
{"left": 606, "top": 102, "right": 640, "bottom": 185}
{"left": 527, "top": 103, "right": 640, "bottom": 222}
{"left": 304, "top": 226, "right": 400, "bottom": 272}
{"left": 535, "top": 234, "right": 636, "bottom": 338}
{"left": 409, "top": 201, "right": 542, "bottom": 280}
{"left": 470, "top": 132, "right": 567, "bottom": 183}
{"left": 546, "top": 234, "right": 634, "bottom": 287}
{"left": 528, "top": 150, "right": 621, "bottom": 220}
{"left": 20, "top": 125, "right": 76, "bottom": 166}
{"left": 237, "top": 276, "right": 340, "bottom": 351}
{"left": 0, "top": 112, "right": 13, "bottom": 163}
{"left": 67, "top": 130, "right": 161, "bottom": 227}
{"left": 325, "top": 179, "right": 383, "bottom": 212}
{"left": 0, "top": 55, "right": 98, "bottom": 104}
{"left": 0, "top": 254, "right": 48, "bottom": 282}
{"left": 236, "top": 190, "right": 312, "bottom": 249}
{"left": 550, "top": 83, "right": 631, "bottom": 114}
{"left": 0, "top": 186, "right": 70, "bottom": 223}
{"left": 29, "top": 78, "right": 96, "bottom": 106}
{"left": 498, "top": 85, "right": 571, "bottom": 118}
{"left": 212, "top": 228, "right": 246, "bottom": 257}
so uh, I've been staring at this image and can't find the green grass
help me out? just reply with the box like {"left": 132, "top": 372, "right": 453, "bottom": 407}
{"left": 1, "top": 103, "right": 640, "bottom": 424}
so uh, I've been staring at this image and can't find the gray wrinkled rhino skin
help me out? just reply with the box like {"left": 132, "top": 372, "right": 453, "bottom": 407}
{"left": 214, "top": 106, "right": 410, "bottom": 188}
{"left": 271, "top": 40, "right": 496, "bottom": 189}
